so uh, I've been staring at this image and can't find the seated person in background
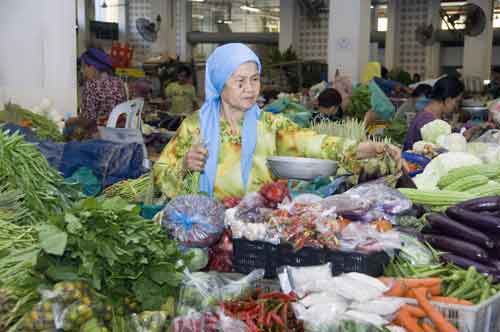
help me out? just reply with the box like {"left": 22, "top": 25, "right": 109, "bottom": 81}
{"left": 79, "top": 48, "right": 127, "bottom": 126}
{"left": 403, "top": 76, "right": 465, "bottom": 150}
{"left": 165, "top": 65, "right": 198, "bottom": 115}
{"left": 413, "top": 73, "right": 422, "bottom": 84}
{"left": 487, "top": 67, "right": 500, "bottom": 99}
{"left": 395, "top": 84, "right": 432, "bottom": 121}
{"left": 311, "top": 88, "right": 343, "bottom": 123}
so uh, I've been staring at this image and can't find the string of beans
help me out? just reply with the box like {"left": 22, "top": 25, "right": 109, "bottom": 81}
{"left": 0, "top": 129, "right": 78, "bottom": 223}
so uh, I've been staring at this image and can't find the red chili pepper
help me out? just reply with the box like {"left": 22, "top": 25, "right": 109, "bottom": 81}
{"left": 281, "top": 302, "right": 288, "bottom": 329}
{"left": 271, "top": 312, "right": 285, "bottom": 327}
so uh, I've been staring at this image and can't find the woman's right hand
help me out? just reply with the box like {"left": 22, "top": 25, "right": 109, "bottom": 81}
{"left": 183, "top": 144, "right": 208, "bottom": 172}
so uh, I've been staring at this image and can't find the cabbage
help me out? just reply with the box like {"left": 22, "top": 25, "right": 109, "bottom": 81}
{"left": 420, "top": 119, "right": 451, "bottom": 144}
{"left": 437, "top": 133, "right": 467, "bottom": 152}
{"left": 186, "top": 248, "right": 208, "bottom": 271}
{"left": 414, "top": 152, "right": 483, "bottom": 190}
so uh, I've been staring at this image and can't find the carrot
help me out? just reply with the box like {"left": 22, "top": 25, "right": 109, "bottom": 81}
{"left": 401, "top": 278, "right": 442, "bottom": 289}
{"left": 395, "top": 309, "right": 424, "bottom": 332}
{"left": 421, "top": 322, "right": 437, "bottom": 332}
{"left": 429, "top": 283, "right": 442, "bottom": 296}
{"left": 413, "top": 288, "right": 458, "bottom": 332}
{"left": 431, "top": 296, "right": 473, "bottom": 306}
{"left": 384, "top": 280, "right": 407, "bottom": 297}
{"left": 400, "top": 304, "right": 426, "bottom": 318}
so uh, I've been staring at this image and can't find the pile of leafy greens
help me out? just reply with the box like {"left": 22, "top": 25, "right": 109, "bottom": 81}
{"left": 35, "top": 197, "right": 187, "bottom": 310}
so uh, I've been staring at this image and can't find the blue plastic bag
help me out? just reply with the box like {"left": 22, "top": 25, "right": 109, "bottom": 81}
{"left": 65, "top": 167, "right": 101, "bottom": 196}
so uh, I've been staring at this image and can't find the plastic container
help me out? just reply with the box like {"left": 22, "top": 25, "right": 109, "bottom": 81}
{"left": 402, "top": 151, "right": 432, "bottom": 177}
{"left": 232, "top": 238, "right": 390, "bottom": 279}
{"left": 400, "top": 291, "right": 500, "bottom": 332}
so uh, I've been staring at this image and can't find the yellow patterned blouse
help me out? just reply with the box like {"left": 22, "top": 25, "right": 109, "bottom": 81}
{"left": 154, "top": 111, "right": 360, "bottom": 201}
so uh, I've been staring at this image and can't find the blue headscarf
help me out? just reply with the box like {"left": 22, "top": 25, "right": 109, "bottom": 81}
{"left": 199, "top": 43, "right": 262, "bottom": 197}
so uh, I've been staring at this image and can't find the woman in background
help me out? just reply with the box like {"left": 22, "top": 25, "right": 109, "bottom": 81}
{"left": 79, "top": 48, "right": 127, "bottom": 126}
{"left": 403, "top": 77, "right": 464, "bottom": 150}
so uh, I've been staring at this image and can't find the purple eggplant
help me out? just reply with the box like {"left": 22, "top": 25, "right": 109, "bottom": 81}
{"left": 456, "top": 196, "right": 500, "bottom": 212}
{"left": 426, "top": 213, "right": 494, "bottom": 249}
{"left": 440, "top": 253, "right": 499, "bottom": 275}
{"left": 424, "top": 234, "right": 489, "bottom": 263}
{"left": 446, "top": 206, "right": 500, "bottom": 233}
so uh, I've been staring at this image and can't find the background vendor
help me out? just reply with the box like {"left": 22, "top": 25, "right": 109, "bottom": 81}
{"left": 165, "top": 65, "right": 198, "bottom": 115}
{"left": 311, "top": 88, "right": 343, "bottom": 123}
{"left": 154, "top": 43, "right": 403, "bottom": 201}
{"left": 403, "top": 76, "right": 464, "bottom": 150}
{"left": 79, "top": 48, "right": 127, "bottom": 126}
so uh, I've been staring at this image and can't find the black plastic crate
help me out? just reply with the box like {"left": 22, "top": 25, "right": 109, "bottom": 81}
{"left": 232, "top": 238, "right": 390, "bottom": 279}
{"left": 278, "top": 243, "right": 325, "bottom": 268}
{"left": 232, "top": 239, "right": 279, "bottom": 278}
{"left": 324, "top": 249, "right": 390, "bottom": 277}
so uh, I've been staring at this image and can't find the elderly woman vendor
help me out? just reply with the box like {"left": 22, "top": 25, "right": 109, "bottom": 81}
{"left": 154, "top": 44, "right": 402, "bottom": 200}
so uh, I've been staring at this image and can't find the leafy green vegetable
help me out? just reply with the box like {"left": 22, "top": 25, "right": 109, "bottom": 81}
{"left": 0, "top": 129, "right": 81, "bottom": 223}
{"left": 346, "top": 85, "right": 371, "bottom": 120}
{"left": 36, "top": 197, "right": 187, "bottom": 311}
{"left": 382, "top": 118, "right": 407, "bottom": 145}
{"left": 420, "top": 119, "right": 451, "bottom": 144}
{"left": 0, "top": 102, "right": 63, "bottom": 141}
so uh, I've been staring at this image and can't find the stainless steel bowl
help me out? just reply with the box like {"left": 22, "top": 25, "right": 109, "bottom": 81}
{"left": 266, "top": 156, "right": 339, "bottom": 181}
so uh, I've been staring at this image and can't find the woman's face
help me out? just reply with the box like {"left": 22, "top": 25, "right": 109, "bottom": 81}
{"left": 82, "top": 63, "right": 97, "bottom": 80}
{"left": 221, "top": 62, "right": 260, "bottom": 112}
{"left": 443, "top": 94, "right": 463, "bottom": 114}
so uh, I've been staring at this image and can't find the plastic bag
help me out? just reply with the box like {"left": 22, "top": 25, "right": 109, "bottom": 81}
{"left": 340, "top": 222, "right": 401, "bottom": 253}
{"left": 176, "top": 269, "right": 264, "bottom": 316}
{"left": 285, "top": 263, "right": 332, "bottom": 293}
{"left": 368, "top": 80, "right": 395, "bottom": 121}
{"left": 474, "top": 129, "right": 500, "bottom": 144}
{"left": 162, "top": 195, "right": 225, "bottom": 248}
{"left": 170, "top": 310, "right": 246, "bottom": 332}
{"left": 65, "top": 166, "right": 101, "bottom": 196}
{"left": 234, "top": 192, "right": 272, "bottom": 224}
{"left": 20, "top": 281, "right": 112, "bottom": 332}
{"left": 130, "top": 311, "right": 170, "bottom": 332}
{"left": 225, "top": 207, "right": 278, "bottom": 243}
{"left": 343, "top": 183, "right": 412, "bottom": 216}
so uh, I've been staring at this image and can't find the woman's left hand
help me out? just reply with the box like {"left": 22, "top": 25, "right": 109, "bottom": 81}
{"left": 357, "top": 142, "right": 406, "bottom": 174}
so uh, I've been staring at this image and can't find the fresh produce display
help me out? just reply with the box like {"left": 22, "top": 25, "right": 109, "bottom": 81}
{"left": 346, "top": 85, "right": 371, "bottom": 120}
{"left": 176, "top": 270, "right": 263, "bottom": 316}
{"left": 103, "top": 174, "right": 154, "bottom": 203}
{"left": 311, "top": 118, "right": 367, "bottom": 142}
{"left": 222, "top": 289, "right": 304, "bottom": 332}
{"left": 385, "top": 255, "right": 500, "bottom": 304}
{"left": 0, "top": 129, "right": 80, "bottom": 223}
{"left": 0, "top": 186, "right": 28, "bottom": 224}
{"left": 381, "top": 118, "right": 407, "bottom": 145}
{"left": 161, "top": 195, "right": 226, "bottom": 248}
{"left": 0, "top": 103, "right": 63, "bottom": 141}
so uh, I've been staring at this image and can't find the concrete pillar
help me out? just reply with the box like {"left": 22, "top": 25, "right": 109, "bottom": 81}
{"left": 177, "top": 0, "right": 192, "bottom": 61}
{"left": 463, "top": 0, "right": 494, "bottom": 80}
{"left": 279, "top": 0, "right": 299, "bottom": 52}
{"left": 425, "top": 0, "right": 441, "bottom": 79}
{"left": 151, "top": 0, "right": 177, "bottom": 57}
{"left": 385, "top": 0, "right": 400, "bottom": 70}
{"left": 327, "top": 0, "right": 371, "bottom": 83}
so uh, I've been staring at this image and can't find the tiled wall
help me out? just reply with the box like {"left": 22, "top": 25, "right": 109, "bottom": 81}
{"left": 398, "top": 0, "right": 428, "bottom": 76}
{"left": 297, "top": 11, "right": 329, "bottom": 60}
{"left": 127, "top": 0, "right": 153, "bottom": 63}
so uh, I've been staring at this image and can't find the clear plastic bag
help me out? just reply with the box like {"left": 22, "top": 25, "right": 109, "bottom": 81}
{"left": 474, "top": 129, "right": 500, "bottom": 144}
{"left": 234, "top": 193, "right": 273, "bottom": 224}
{"left": 339, "top": 222, "right": 401, "bottom": 253}
{"left": 19, "top": 281, "right": 112, "bottom": 332}
{"left": 130, "top": 311, "right": 170, "bottom": 332}
{"left": 170, "top": 309, "right": 246, "bottom": 332}
{"left": 343, "top": 183, "right": 412, "bottom": 216}
{"left": 176, "top": 269, "right": 264, "bottom": 316}
{"left": 161, "top": 195, "right": 225, "bottom": 248}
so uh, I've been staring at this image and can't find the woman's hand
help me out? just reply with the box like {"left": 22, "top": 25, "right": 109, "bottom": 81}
{"left": 183, "top": 144, "right": 208, "bottom": 172}
{"left": 357, "top": 142, "right": 406, "bottom": 173}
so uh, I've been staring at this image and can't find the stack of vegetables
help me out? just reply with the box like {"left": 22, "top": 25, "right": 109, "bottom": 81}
{"left": 421, "top": 197, "right": 500, "bottom": 280}
{"left": 400, "top": 162, "right": 500, "bottom": 208}
{"left": 0, "top": 102, "right": 63, "bottom": 142}
{"left": 0, "top": 129, "right": 80, "bottom": 223}
{"left": 0, "top": 197, "right": 187, "bottom": 332}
